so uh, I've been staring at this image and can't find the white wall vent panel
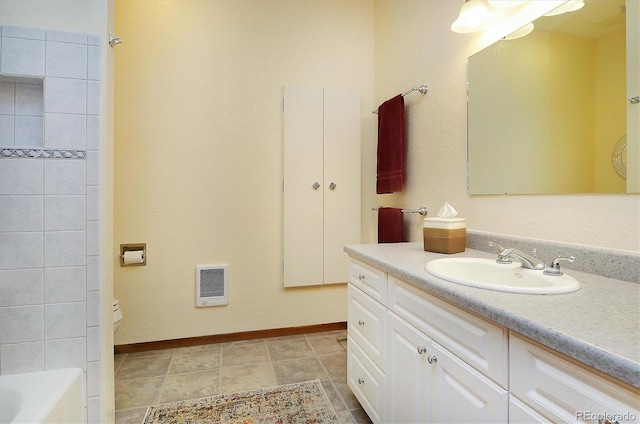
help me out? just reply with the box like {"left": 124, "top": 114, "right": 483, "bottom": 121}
{"left": 196, "top": 264, "right": 228, "bottom": 307}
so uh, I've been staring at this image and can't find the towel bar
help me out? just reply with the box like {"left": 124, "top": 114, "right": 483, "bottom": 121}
{"left": 373, "top": 85, "right": 429, "bottom": 114}
{"left": 372, "top": 206, "right": 428, "bottom": 216}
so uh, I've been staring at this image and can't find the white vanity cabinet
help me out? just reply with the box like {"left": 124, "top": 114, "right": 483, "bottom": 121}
{"left": 386, "top": 276, "right": 508, "bottom": 424}
{"left": 386, "top": 312, "right": 509, "bottom": 423}
{"left": 347, "top": 258, "right": 509, "bottom": 424}
{"left": 510, "top": 333, "right": 640, "bottom": 424}
{"left": 347, "top": 257, "right": 640, "bottom": 424}
{"left": 347, "top": 259, "right": 387, "bottom": 422}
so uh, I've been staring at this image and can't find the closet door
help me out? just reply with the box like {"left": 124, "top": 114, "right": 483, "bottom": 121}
{"left": 283, "top": 86, "right": 361, "bottom": 287}
{"left": 283, "top": 86, "right": 324, "bottom": 286}
{"left": 323, "top": 87, "right": 361, "bottom": 284}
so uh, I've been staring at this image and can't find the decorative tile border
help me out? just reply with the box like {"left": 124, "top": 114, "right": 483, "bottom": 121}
{"left": 0, "top": 148, "right": 86, "bottom": 159}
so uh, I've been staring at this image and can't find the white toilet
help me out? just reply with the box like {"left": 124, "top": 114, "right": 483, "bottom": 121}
{"left": 113, "top": 299, "right": 123, "bottom": 334}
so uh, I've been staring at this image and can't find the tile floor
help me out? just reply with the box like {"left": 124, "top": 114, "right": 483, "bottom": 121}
{"left": 114, "top": 329, "right": 372, "bottom": 424}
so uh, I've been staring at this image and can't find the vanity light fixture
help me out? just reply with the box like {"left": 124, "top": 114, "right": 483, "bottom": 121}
{"left": 544, "top": 0, "right": 584, "bottom": 16}
{"left": 451, "top": 0, "right": 493, "bottom": 33}
{"left": 502, "top": 22, "right": 534, "bottom": 39}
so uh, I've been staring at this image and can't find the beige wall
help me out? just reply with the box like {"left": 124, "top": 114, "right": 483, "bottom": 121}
{"left": 115, "top": 0, "right": 638, "bottom": 347}
{"left": 113, "top": 0, "right": 375, "bottom": 345}
{"left": 373, "top": 0, "right": 639, "bottom": 253}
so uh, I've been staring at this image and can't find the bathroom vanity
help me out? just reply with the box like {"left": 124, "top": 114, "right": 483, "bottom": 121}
{"left": 345, "top": 242, "right": 640, "bottom": 424}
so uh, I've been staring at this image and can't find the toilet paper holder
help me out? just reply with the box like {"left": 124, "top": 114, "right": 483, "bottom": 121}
{"left": 120, "top": 243, "right": 146, "bottom": 267}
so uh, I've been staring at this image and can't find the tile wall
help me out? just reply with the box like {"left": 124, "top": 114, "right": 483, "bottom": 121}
{"left": 0, "top": 25, "right": 103, "bottom": 422}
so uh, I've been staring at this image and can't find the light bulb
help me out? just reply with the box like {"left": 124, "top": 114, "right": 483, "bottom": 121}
{"left": 451, "top": 0, "right": 492, "bottom": 33}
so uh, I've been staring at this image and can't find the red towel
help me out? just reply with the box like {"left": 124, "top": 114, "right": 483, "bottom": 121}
{"left": 378, "top": 207, "right": 405, "bottom": 243}
{"left": 376, "top": 94, "right": 405, "bottom": 194}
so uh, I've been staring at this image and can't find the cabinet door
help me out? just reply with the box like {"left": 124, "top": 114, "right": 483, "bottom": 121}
{"left": 430, "top": 341, "right": 509, "bottom": 424}
{"left": 323, "top": 87, "right": 361, "bottom": 284}
{"left": 386, "top": 312, "right": 431, "bottom": 424}
{"left": 283, "top": 86, "right": 324, "bottom": 287}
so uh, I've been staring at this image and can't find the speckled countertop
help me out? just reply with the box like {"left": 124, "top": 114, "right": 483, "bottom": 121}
{"left": 344, "top": 242, "right": 640, "bottom": 389}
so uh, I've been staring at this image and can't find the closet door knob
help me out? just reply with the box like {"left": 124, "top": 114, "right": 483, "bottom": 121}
{"left": 357, "top": 378, "right": 365, "bottom": 385}
{"left": 427, "top": 355, "right": 438, "bottom": 364}
{"left": 417, "top": 346, "right": 427, "bottom": 355}
{"left": 312, "top": 182, "right": 320, "bottom": 190}
{"left": 329, "top": 182, "right": 337, "bottom": 190}
{"left": 358, "top": 320, "right": 365, "bottom": 326}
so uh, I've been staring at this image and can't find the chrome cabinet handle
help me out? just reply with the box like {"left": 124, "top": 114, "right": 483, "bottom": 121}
{"left": 629, "top": 96, "right": 639, "bottom": 104}
{"left": 358, "top": 273, "right": 365, "bottom": 281}
{"left": 329, "top": 182, "right": 336, "bottom": 190}
{"left": 312, "top": 182, "right": 320, "bottom": 190}
{"left": 427, "top": 355, "right": 438, "bottom": 364}
{"left": 417, "top": 346, "right": 427, "bottom": 355}
{"left": 358, "top": 320, "right": 365, "bottom": 326}
{"left": 357, "top": 378, "right": 365, "bottom": 384}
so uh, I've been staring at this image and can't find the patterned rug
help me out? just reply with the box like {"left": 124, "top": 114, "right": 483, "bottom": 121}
{"left": 142, "top": 379, "right": 339, "bottom": 424}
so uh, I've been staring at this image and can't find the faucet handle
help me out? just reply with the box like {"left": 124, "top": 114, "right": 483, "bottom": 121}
{"left": 488, "top": 242, "right": 512, "bottom": 264}
{"left": 488, "top": 241, "right": 504, "bottom": 253}
{"left": 543, "top": 256, "right": 576, "bottom": 276}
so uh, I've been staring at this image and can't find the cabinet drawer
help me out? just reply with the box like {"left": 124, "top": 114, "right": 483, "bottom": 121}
{"left": 510, "top": 333, "right": 640, "bottom": 424}
{"left": 388, "top": 275, "right": 508, "bottom": 388}
{"left": 348, "top": 283, "right": 386, "bottom": 369}
{"left": 347, "top": 338, "right": 386, "bottom": 424}
{"left": 349, "top": 259, "right": 387, "bottom": 305}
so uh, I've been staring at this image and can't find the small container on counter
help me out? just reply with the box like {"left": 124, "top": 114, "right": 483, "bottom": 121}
{"left": 423, "top": 217, "right": 466, "bottom": 254}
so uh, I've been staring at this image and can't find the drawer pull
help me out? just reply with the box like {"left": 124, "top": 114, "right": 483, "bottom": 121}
{"left": 358, "top": 273, "right": 366, "bottom": 281}
{"left": 427, "top": 355, "right": 438, "bottom": 364}
{"left": 357, "top": 378, "right": 365, "bottom": 385}
{"left": 417, "top": 346, "right": 427, "bottom": 355}
{"left": 358, "top": 320, "right": 365, "bottom": 326}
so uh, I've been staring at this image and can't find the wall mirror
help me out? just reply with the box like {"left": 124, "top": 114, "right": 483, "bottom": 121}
{"left": 467, "top": 0, "right": 638, "bottom": 194}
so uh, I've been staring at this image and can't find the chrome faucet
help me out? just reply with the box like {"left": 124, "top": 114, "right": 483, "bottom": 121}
{"left": 488, "top": 242, "right": 545, "bottom": 270}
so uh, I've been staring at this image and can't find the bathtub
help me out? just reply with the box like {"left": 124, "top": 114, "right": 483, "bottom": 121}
{"left": 0, "top": 368, "right": 84, "bottom": 423}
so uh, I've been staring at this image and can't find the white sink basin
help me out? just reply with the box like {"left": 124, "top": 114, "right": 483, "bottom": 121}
{"left": 425, "top": 257, "right": 581, "bottom": 294}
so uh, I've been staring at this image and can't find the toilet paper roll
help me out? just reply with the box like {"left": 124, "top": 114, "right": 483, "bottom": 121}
{"left": 123, "top": 250, "right": 144, "bottom": 265}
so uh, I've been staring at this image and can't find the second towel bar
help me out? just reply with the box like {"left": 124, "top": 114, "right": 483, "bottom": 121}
{"left": 373, "top": 206, "right": 428, "bottom": 216}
